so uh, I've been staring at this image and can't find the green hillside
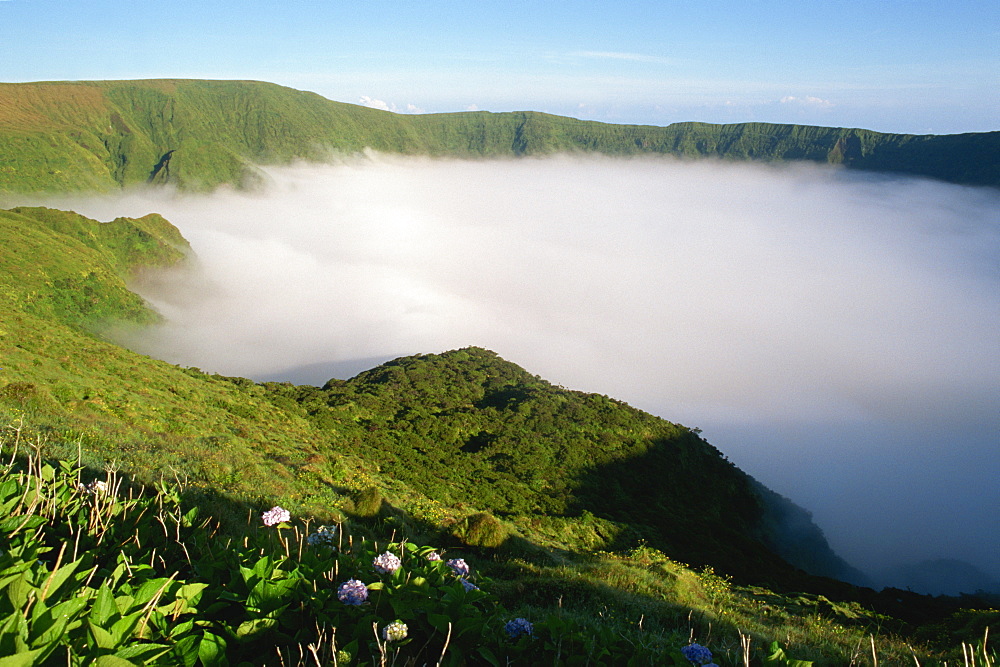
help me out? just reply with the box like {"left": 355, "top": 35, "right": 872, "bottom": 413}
{"left": 1, "top": 204, "right": 997, "bottom": 664}
{"left": 0, "top": 205, "right": 839, "bottom": 585}
{"left": 1, "top": 79, "right": 997, "bottom": 194}
{"left": 268, "top": 348, "right": 868, "bottom": 587}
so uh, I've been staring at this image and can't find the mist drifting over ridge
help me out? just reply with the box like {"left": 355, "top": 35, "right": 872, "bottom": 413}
{"left": 37, "top": 154, "right": 1000, "bottom": 593}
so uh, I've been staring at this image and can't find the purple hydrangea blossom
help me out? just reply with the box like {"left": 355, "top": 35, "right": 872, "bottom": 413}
{"left": 446, "top": 558, "right": 470, "bottom": 577}
{"left": 460, "top": 578, "right": 479, "bottom": 592}
{"left": 261, "top": 506, "right": 290, "bottom": 526}
{"left": 504, "top": 618, "right": 533, "bottom": 639}
{"left": 381, "top": 620, "right": 408, "bottom": 642}
{"left": 425, "top": 551, "right": 442, "bottom": 562}
{"left": 373, "top": 551, "right": 402, "bottom": 574}
{"left": 337, "top": 579, "right": 369, "bottom": 605}
{"left": 681, "top": 643, "right": 714, "bottom": 665}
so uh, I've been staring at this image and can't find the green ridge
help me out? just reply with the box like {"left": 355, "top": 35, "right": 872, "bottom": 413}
{"left": 1, "top": 79, "right": 997, "bottom": 194}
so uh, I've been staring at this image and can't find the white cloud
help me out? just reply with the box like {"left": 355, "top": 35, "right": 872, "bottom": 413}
{"left": 569, "top": 50, "right": 673, "bottom": 65}
{"left": 358, "top": 95, "right": 391, "bottom": 111}
{"left": 780, "top": 95, "right": 834, "bottom": 108}
{"left": 358, "top": 96, "right": 425, "bottom": 114}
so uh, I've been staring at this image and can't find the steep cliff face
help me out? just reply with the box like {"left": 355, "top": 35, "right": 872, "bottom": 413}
{"left": 751, "top": 479, "right": 873, "bottom": 586}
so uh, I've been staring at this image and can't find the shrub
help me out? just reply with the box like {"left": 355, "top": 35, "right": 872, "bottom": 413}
{"left": 457, "top": 512, "right": 508, "bottom": 548}
{"left": 352, "top": 486, "right": 385, "bottom": 518}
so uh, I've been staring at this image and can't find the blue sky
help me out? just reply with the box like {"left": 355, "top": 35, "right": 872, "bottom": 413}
{"left": 1, "top": 0, "right": 997, "bottom": 134}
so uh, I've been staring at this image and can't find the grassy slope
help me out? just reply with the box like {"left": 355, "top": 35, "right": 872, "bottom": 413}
{"left": 1, "top": 205, "right": 997, "bottom": 664}
{"left": 1, "top": 79, "right": 998, "bottom": 194}
{"left": 0, "top": 207, "right": 356, "bottom": 518}
{"left": 0, "top": 205, "right": 798, "bottom": 584}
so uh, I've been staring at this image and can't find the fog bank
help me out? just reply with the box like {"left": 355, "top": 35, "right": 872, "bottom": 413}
{"left": 38, "top": 155, "right": 1000, "bottom": 592}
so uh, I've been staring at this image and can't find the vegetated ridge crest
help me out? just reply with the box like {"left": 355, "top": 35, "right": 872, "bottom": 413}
{"left": 0, "top": 78, "right": 997, "bottom": 194}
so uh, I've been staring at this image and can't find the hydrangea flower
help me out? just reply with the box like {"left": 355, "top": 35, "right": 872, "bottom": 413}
{"left": 306, "top": 525, "right": 338, "bottom": 547}
{"left": 373, "top": 551, "right": 402, "bottom": 574}
{"left": 681, "top": 643, "right": 714, "bottom": 665}
{"left": 261, "top": 506, "right": 290, "bottom": 526}
{"left": 425, "top": 551, "right": 442, "bottom": 562}
{"left": 460, "top": 578, "right": 479, "bottom": 592}
{"left": 337, "top": 579, "right": 369, "bottom": 605}
{"left": 381, "top": 620, "right": 408, "bottom": 642}
{"left": 504, "top": 618, "right": 533, "bottom": 639}
{"left": 446, "top": 558, "right": 470, "bottom": 577}
{"left": 79, "top": 480, "right": 109, "bottom": 496}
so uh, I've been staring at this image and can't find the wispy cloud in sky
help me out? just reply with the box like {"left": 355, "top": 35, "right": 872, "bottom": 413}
{"left": 780, "top": 95, "right": 834, "bottom": 108}
{"left": 568, "top": 51, "right": 675, "bottom": 65}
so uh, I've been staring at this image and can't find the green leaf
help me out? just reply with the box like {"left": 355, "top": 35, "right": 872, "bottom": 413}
{"left": 182, "top": 506, "right": 200, "bottom": 526}
{"left": 108, "top": 610, "right": 144, "bottom": 645}
{"left": 113, "top": 594, "right": 136, "bottom": 616}
{"left": 0, "top": 479, "right": 20, "bottom": 503}
{"left": 38, "top": 556, "right": 84, "bottom": 602}
{"left": 113, "top": 642, "right": 172, "bottom": 662}
{"left": 93, "top": 655, "right": 139, "bottom": 667}
{"left": 0, "top": 515, "right": 45, "bottom": 534}
{"left": 39, "top": 464, "right": 55, "bottom": 483}
{"left": 88, "top": 620, "right": 117, "bottom": 649}
{"left": 133, "top": 578, "right": 171, "bottom": 608}
{"left": 0, "top": 646, "right": 53, "bottom": 667}
{"left": 247, "top": 577, "right": 297, "bottom": 613}
{"left": 177, "top": 582, "right": 208, "bottom": 607}
{"left": 168, "top": 618, "right": 195, "bottom": 639}
{"left": 236, "top": 617, "right": 277, "bottom": 639}
{"left": 197, "top": 632, "right": 228, "bottom": 667}
{"left": 29, "top": 596, "right": 87, "bottom": 647}
{"left": 90, "top": 584, "right": 117, "bottom": 626}
{"left": 427, "top": 613, "right": 451, "bottom": 633}
{"left": 3, "top": 573, "right": 34, "bottom": 613}
{"left": 477, "top": 645, "right": 501, "bottom": 667}
{"left": 171, "top": 633, "right": 201, "bottom": 667}
{"left": 766, "top": 641, "right": 814, "bottom": 666}
{"left": 250, "top": 555, "right": 276, "bottom": 581}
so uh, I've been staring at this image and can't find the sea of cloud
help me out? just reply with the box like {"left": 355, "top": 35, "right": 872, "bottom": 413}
{"left": 32, "top": 154, "right": 1000, "bottom": 591}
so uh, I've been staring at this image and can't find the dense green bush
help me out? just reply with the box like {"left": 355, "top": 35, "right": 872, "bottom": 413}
{"left": 456, "top": 513, "right": 508, "bottom": 549}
